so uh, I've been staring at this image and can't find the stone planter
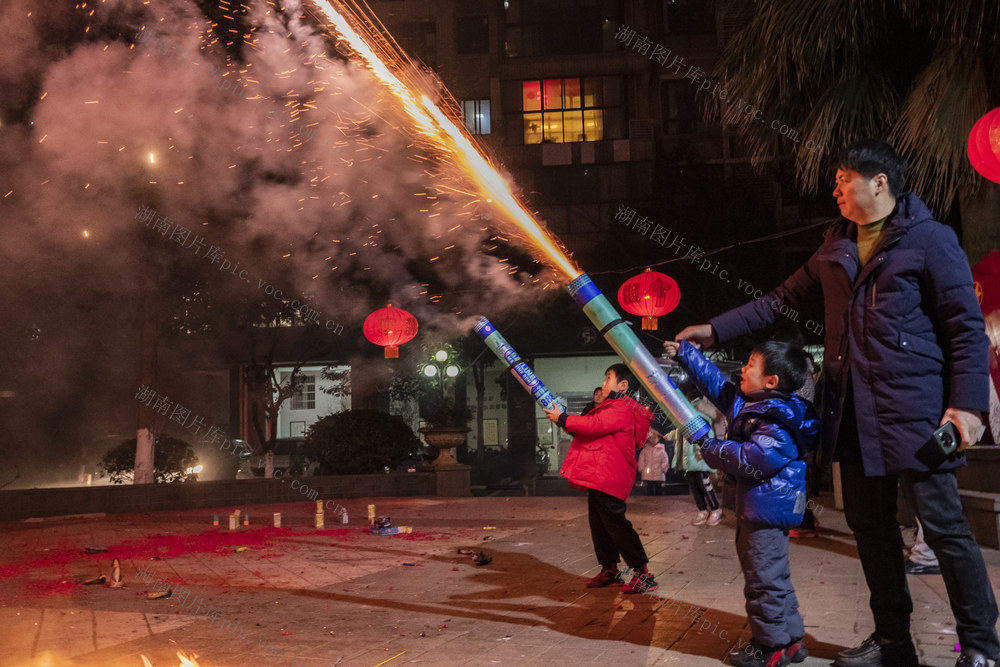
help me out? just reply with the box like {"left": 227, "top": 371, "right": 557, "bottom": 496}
{"left": 419, "top": 426, "right": 470, "bottom": 468}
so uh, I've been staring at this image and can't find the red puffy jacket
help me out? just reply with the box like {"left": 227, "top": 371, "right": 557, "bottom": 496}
{"left": 559, "top": 395, "right": 653, "bottom": 501}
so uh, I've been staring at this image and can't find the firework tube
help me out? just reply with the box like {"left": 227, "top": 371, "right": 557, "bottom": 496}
{"left": 567, "top": 274, "right": 711, "bottom": 442}
{"left": 473, "top": 317, "right": 559, "bottom": 410}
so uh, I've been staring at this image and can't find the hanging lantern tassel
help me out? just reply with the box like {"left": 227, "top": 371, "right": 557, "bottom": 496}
{"left": 363, "top": 305, "right": 419, "bottom": 359}
{"left": 617, "top": 268, "right": 681, "bottom": 331}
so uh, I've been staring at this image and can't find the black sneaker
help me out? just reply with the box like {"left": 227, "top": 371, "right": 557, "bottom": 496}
{"left": 585, "top": 568, "right": 624, "bottom": 588}
{"left": 904, "top": 560, "right": 941, "bottom": 575}
{"left": 955, "top": 650, "right": 999, "bottom": 667}
{"left": 622, "top": 571, "right": 659, "bottom": 594}
{"left": 728, "top": 639, "right": 789, "bottom": 667}
{"left": 833, "top": 633, "right": 918, "bottom": 666}
{"left": 785, "top": 638, "right": 808, "bottom": 663}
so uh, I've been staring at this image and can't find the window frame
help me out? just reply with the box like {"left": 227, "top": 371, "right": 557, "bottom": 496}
{"left": 522, "top": 77, "right": 605, "bottom": 144}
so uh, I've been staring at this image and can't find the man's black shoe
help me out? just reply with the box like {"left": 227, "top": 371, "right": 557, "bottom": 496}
{"left": 833, "top": 633, "right": 918, "bottom": 666}
{"left": 955, "top": 650, "right": 998, "bottom": 667}
{"left": 904, "top": 560, "right": 941, "bottom": 575}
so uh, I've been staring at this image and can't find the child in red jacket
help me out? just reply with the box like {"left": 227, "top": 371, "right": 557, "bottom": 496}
{"left": 544, "top": 363, "right": 658, "bottom": 594}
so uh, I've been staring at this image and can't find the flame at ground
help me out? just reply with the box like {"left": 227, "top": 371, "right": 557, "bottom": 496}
{"left": 307, "top": 0, "right": 582, "bottom": 282}
{"left": 140, "top": 651, "right": 203, "bottom": 666}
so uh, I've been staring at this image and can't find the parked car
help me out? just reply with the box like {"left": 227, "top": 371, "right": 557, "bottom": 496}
{"left": 237, "top": 438, "right": 319, "bottom": 477}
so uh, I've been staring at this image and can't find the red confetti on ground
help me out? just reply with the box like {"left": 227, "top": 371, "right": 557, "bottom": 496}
{"left": 259, "top": 554, "right": 283, "bottom": 559}
{"left": 319, "top": 528, "right": 352, "bottom": 536}
{"left": 0, "top": 527, "right": 357, "bottom": 579}
{"left": 23, "top": 580, "right": 79, "bottom": 598}
{"left": 451, "top": 567, "right": 459, "bottom": 571}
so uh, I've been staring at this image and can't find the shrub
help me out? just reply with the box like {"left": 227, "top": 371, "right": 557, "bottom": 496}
{"left": 307, "top": 409, "right": 419, "bottom": 475}
{"left": 419, "top": 394, "right": 472, "bottom": 428}
{"left": 97, "top": 435, "right": 199, "bottom": 484}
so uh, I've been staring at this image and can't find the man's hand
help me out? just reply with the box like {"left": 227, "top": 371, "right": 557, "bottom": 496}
{"left": 662, "top": 340, "right": 680, "bottom": 358}
{"left": 676, "top": 324, "right": 716, "bottom": 348}
{"left": 941, "top": 408, "right": 984, "bottom": 451}
{"left": 543, "top": 405, "right": 564, "bottom": 423}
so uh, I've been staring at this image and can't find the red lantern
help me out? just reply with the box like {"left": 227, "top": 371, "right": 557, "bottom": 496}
{"left": 617, "top": 268, "right": 681, "bottom": 330}
{"left": 967, "top": 107, "right": 1000, "bottom": 184}
{"left": 363, "top": 305, "right": 418, "bottom": 358}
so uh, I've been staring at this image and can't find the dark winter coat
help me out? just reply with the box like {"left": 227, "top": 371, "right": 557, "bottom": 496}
{"left": 559, "top": 393, "right": 653, "bottom": 501}
{"left": 711, "top": 193, "right": 989, "bottom": 475}
{"left": 676, "top": 342, "right": 819, "bottom": 528}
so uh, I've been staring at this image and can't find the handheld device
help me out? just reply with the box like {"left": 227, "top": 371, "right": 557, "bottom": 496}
{"left": 915, "top": 421, "right": 961, "bottom": 468}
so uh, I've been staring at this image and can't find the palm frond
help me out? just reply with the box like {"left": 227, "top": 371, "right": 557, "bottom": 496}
{"left": 794, "top": 69, "right": 899, "bottom": 192}
{"left": 706, "top": 0, "right": 999, "bottom": 212}
{"left": 896, "top": 0, "right": 1000, "bottom": 52}
{"left": 889, "top": 40, "right": 989, "bottom": 214}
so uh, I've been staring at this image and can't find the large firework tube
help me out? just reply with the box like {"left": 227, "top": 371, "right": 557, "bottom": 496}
{"left": 473, "top": 317, "right": 560, "bottom": 410}
{"left": 567, "top": 274, "right": 711, "bottom": 442}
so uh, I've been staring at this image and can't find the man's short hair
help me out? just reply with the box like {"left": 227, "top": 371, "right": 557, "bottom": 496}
{"left": 606, "top": 363, "right": 640, "bottom": 394}
{"left": 750, "top": 341, "right": 810, "bottom": 394}
{"left": 837, "top": 139, "right": 907, "bottom": 198}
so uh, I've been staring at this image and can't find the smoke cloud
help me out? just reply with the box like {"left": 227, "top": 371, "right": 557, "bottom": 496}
{"left": 0, "top": 0, "right": 558, "bottom": 485}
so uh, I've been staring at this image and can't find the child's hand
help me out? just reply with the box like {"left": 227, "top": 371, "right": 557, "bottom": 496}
{"left": 543, "top": 405, "right": 563, "bottom": 423}
{"left": 662, "top": 340, "right": 680, "bottom": 358}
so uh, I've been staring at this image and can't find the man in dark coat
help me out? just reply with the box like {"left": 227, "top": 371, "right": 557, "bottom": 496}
{"left": 672, "top": 139, "right": 998, "bottom": 667}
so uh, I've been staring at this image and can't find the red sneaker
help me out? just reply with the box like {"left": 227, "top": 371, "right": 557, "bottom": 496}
{"left": 585, "top": 568, "right": 624, "bottom": 588}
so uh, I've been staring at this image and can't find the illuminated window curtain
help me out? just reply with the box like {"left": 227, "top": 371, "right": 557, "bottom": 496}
{"left": 522, "top": 77, "right": 604, "bottom": 144}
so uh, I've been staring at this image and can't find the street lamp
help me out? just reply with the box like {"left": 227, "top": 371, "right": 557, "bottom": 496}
{"left": 418, "top": 347, "right": 468, "bottom": 469}
{"left": 423, "top": 349, "right": 459, "bottom": 383}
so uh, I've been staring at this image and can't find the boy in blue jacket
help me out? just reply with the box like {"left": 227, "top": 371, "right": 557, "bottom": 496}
{"left": 663, "top": 339, "right": 819, "bottom": 667}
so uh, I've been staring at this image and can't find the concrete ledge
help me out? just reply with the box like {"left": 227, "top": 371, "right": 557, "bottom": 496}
{"left": 959, "top": 489, "right": 1000, "bottom": 550}
{"left": 956, "top": 446, "right": 1000, "bottom": 493}
{"left": 433, "top": 464, "right": 471, "bottom": 497}
{"left": 0, "top": 472, "right": 452, "bottom": 522}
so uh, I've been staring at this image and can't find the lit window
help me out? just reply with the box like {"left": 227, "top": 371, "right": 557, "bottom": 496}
{"left": 291, "top": 375, "right": 316, "bottom": 410}
{"left": 461, "top": 99, "right": 491, "bottom": 134}
{"left": 522, "top": 78, "right": 604, "bottom": 144}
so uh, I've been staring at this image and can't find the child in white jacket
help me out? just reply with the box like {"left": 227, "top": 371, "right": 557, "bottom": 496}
{"left": 637, "top": 430, "right": 668, "bottom": 495}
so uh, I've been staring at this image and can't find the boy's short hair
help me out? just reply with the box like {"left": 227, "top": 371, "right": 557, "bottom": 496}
{"left": 750, "top": 341, "right": 810, "bottom": 394}
{"left": 836, "top": 139, "right": 907, "bottom": 198}
{"left": 606, "top": 363, "right": 640, "bottom": 394}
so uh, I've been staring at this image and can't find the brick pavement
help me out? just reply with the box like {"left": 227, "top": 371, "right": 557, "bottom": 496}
{"left": 0, "top": 494, "right": 996, "bottom": 666}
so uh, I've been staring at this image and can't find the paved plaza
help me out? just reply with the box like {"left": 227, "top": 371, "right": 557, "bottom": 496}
{"left": 1, "top": 494, "right": 996, "bottom": 666}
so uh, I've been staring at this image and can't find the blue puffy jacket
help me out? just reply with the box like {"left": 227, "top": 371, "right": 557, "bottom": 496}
{"left": 710, "top": 193, "right": 988, "bottom": 475}
{"left": 676, "top": 341, "right": 819, "bottom": 528}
